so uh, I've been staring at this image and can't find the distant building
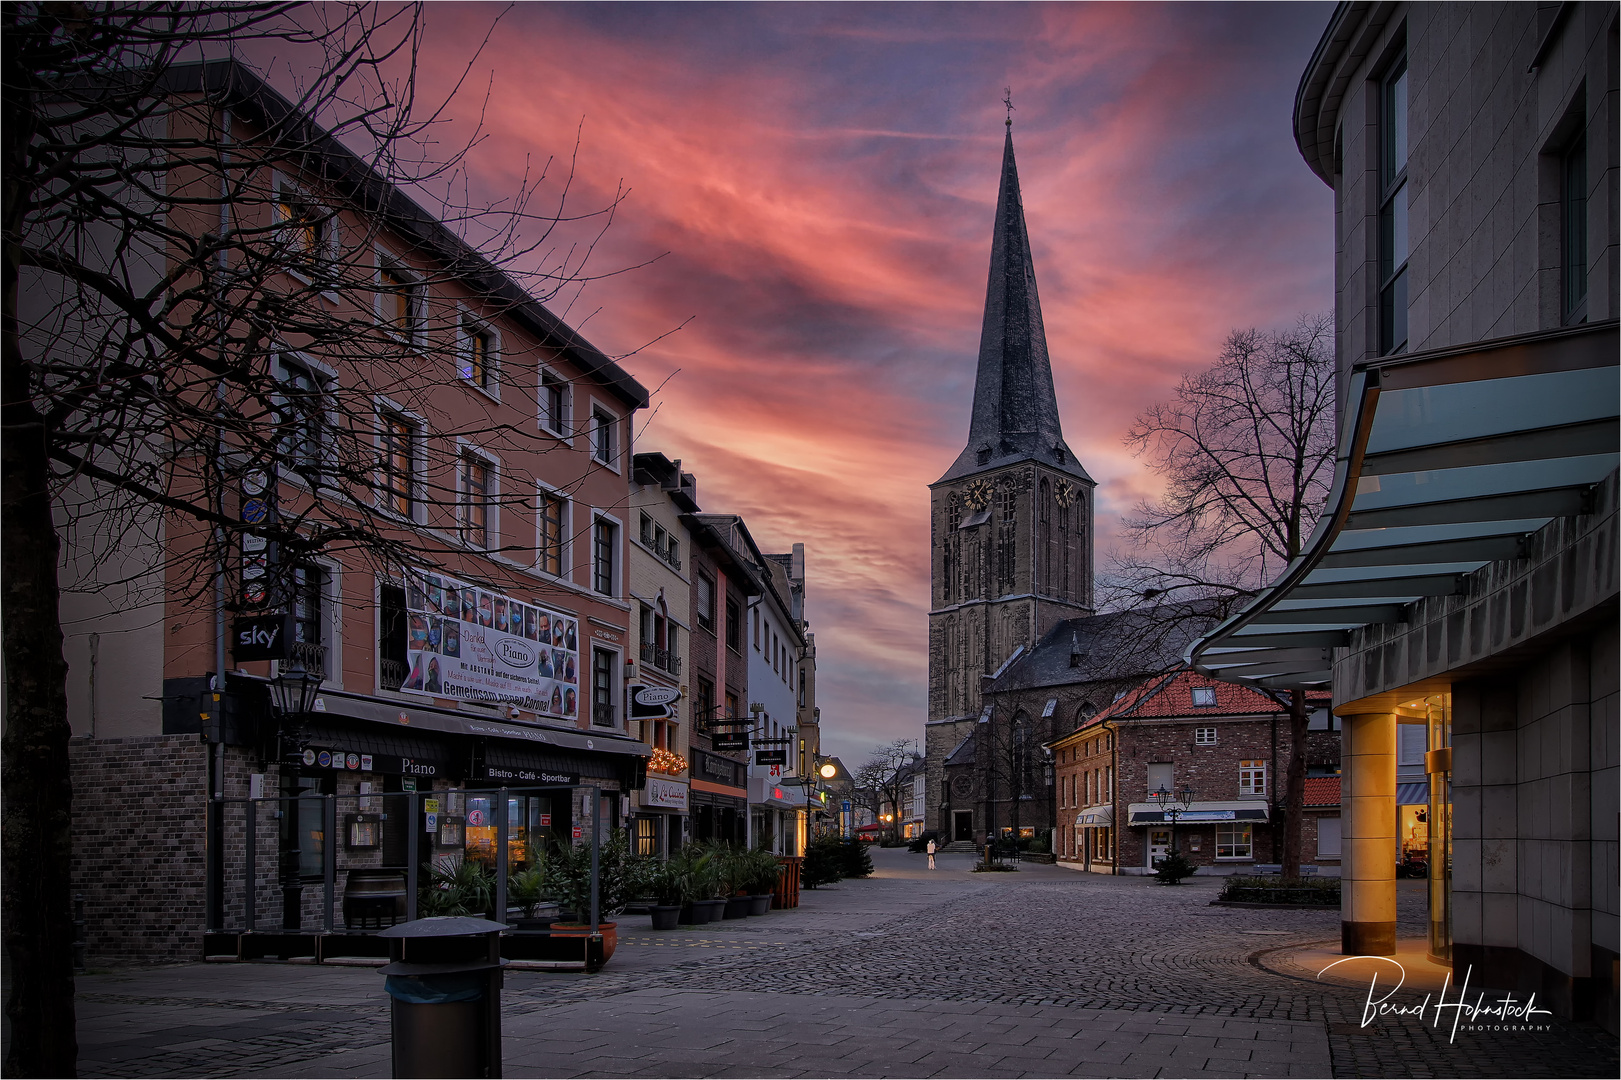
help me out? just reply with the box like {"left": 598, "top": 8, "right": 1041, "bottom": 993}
{"left": 1051, "top": 669, "right": 1339, "bottom": 876}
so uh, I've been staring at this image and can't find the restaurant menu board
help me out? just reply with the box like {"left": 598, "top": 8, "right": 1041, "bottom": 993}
{"left": 401, "top": 570, "right": 579, "bottom": 719}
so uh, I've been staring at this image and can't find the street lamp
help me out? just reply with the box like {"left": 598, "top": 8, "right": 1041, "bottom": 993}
{"left": 267, "top": 658, "right": 323, "bottom": 931}
{"left": 1149, "top": 784, "right": 1195, "bottom": 861}
{"left": 268, "top": 657, "right": 324, "bottom": 719}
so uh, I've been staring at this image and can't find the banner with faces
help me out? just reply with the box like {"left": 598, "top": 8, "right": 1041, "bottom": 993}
{"left": 401, "top": 569, "right": 579, "bottom": 719}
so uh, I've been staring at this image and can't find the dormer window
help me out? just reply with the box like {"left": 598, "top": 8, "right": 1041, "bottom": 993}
{"left": 1191, "top": 687, "right": 1217, "bottom": 707}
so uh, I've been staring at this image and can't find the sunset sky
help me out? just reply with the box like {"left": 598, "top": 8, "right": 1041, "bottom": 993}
{"left": 299, "top": 3, "right": 1338, "bottom": 763}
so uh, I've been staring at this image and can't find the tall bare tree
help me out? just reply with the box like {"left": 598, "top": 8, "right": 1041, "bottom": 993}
{"left": 3, "top": 6, "right": 649, "bottom": 1073}
{"left": 852, "top": 739, "right": 919, "bottom": 844}
{"left": 1108, "top": 313, "right": 1336, "bottom": 877}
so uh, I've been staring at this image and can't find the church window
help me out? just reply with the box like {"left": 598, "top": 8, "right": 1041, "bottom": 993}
{"left": 996, "top": 486, "right": 1016, "bottom": 594}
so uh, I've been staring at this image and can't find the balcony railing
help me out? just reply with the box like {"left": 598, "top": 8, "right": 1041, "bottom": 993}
{"left": 592, "top": 703, "right": 617, "bottom": 728}
{"left": 379, "top": 658, "right": 406, "bottom": 691}
{"left": 638, "top": 642, "right": 682, "bottom": 675}
{"left": 290, "top": 640, "right": 328, "bottom": 677}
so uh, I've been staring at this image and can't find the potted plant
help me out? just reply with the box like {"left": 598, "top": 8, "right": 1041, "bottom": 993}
{"left": 669, "top": 847, "right": 719, "bottom": 924}
{"left": 416, "top": 857, "right": 494, "bottom": 917}
{"left": 646, "top": 860, "right": 684, "bottom": 930}
{"left": 687, "top": 843, "right": 727, "bottom": 923}
{"left": 745, "top": 847, "right": 780, "bottom": 915}
{"left": 717, "top": 846, "right": 752, "bottom": 919}
{"left": 547, "top": 833, "right": 641, "bottom": 963}
{"left": 507, "top": 858, "right": 552, "bottom": 931}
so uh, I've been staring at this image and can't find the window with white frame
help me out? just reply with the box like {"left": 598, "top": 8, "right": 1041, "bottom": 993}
{"left": 459, "top": 319, "right": 496, "bottom": 391}
{"left": 537, "top": 489, "right": 566, "bottom": 577}
{"left": 377, "top": 411, "right": 416, "bottom": 518}
{"left": 591, "top": 647, "right": 617, "bottom": 727}
{"left": 1194, "top": 727, "right": 1217, "bottom": 745}
{"left": 1238, "top": 759, "right": 1267, "bottom": 797}
{"left": 540, "top": 371, "right": 569, "bottom": 436}
{"left": 276, "top": 355, "right": 329, "bottom": 473}
{"left": 591, "top": 407, "right": 617, "bottom": 467}
{"left": 591, "top": 516, "right": 617, "bottom": 595}
{"left": 1316, "top": 816, "right": 1342, "bottom": 858}
{"left": 274, "top": 181, "right": 335, "bottom": 275}
{"left": 376, "top": 258, "right": 423, "bottom": 345}
{"left": 1216, "top": 823, "right": 1252, "bottom": 859}
{"left": 461, "top": 451, "right": 494, "bottom": 549}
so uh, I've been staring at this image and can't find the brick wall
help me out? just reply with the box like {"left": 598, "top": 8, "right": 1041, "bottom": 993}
{"left": 70, "top": 734, "right": 209, "bottom": 961}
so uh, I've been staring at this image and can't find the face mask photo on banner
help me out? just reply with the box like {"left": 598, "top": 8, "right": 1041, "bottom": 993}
{"left": 401, "top": 570, "right": 579, "bottom": 719}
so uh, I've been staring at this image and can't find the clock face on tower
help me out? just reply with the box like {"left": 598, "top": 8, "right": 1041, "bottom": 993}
{"left": 962, "top": 478, "right": 994, "bottom": 511}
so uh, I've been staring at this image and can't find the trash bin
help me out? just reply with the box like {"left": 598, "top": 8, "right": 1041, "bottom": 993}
{"left": 378, "top": 916, "right": 507, "bottom": 1078}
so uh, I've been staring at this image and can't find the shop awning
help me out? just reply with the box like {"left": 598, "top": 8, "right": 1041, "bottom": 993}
{"left": 1396, "top": 781, "right": 1430, "bottom": 805}
{"left": 1190, "top": 322, "right": 1619, "bottom": 689}
{"left": 748, "top": 775, "right": 807, "bottom": 809}
{"left": 1075, "top": 808, "right": 1113, "bottom": 826}
{"left": 1126, "top": 800, "right": 1270, "bottom": 826}
{"left": 297, "top": 684, "right": 652, "bottom": 757}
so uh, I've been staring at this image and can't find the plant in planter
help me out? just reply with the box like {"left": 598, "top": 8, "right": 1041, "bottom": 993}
{"left": 669, "top": 846, "right": 722, "bottom": 923}
{"left": 416, "top": 857, "right": 495, "bottom": 917}
{"left": 546, "top": 833, "right": 646, "bottom": 964}
{"left": 507, "top": 858, "right": 551, "bottom": 929}
{"left": 743, "top": 846, "right": 781, "bottom": 914}
{"left": 645, "top": 860, "right": 685, "bottom": 930}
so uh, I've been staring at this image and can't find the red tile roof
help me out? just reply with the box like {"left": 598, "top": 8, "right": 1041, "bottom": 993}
{"left": 1304, "top": 776, "right": 1342, "bottom": 807}
{"left": 1094, "top": 667, "right": 1286, "bottom": 722}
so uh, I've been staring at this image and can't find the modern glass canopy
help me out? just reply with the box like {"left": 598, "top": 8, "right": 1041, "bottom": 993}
{"left": 1189, "top": 321, "right": 1619, "bottom": 689}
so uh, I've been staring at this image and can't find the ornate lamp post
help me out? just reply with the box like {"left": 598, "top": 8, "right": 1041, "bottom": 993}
{"left": 268, "top": 659, "right": 324, "bottom": 930}
{"left": 1149, "top": 783, "right": 1196, "bottom": 860}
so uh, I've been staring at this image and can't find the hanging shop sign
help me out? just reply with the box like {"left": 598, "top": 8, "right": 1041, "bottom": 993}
{"left": 711, "top": 733, "right": 749, "bottom": 752}
{"left": 476, "top": 764, "right": 581, "bottom": 785}
{"left": 232, "top": 612, "right": 292, "bottom": 662}
{"left": 630, "top": 684, "right": 681, "bottom": 720}
{"left": 753, "top": 749, "right": 787, "bottom": 766}
{"left": 643, "top": 775, "right": 690, "bottom": 811}
{"left": 400, "top": 568, "right": 579, "bottom": 719}
{"left": 238, "top": 466, "right": 280, "bottom": 609}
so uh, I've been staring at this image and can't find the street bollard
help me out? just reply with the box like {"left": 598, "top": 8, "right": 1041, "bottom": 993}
{"left": 378, "top": 916, "right": 507, "bottom": 1079}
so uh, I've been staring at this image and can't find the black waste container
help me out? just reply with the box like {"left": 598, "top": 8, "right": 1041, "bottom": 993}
{"left": 378, "top": 916, "right": 507, "bottom": 1078}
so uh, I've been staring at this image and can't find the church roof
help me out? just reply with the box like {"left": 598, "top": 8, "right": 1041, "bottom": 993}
{"left": 937, "top": 125, "right": 1091, "bottom": 486}
{"left": 943, "top": 732, "right": 976, "bottom": 766}
{"left": 986, "top": 607, "right": 1218, "bottom": 694}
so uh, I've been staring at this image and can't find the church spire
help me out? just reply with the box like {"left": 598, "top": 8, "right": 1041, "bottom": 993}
{"left": 937, "top": 124, "right": 1090, "bottom": 485}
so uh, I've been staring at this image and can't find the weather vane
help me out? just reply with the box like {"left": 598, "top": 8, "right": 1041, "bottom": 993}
{"left": 1003, "top": 86, "right": 1015, "bottom": 127}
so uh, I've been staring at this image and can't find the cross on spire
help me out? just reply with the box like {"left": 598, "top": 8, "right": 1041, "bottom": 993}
{"left": 1003, "top": 86, "right": 1015, "bottom": 127}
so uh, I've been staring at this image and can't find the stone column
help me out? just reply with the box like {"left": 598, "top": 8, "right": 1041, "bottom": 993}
{"left": 1341, "top": 711, "right": 1397, "bottom": 955}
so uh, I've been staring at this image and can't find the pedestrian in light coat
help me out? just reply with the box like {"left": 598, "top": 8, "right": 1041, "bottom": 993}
{"left": 926, "top": 838, "right": 937, "bottom": 870}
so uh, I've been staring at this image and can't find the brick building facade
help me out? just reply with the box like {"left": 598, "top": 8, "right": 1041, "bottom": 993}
{"left": 1052, "top": 669, "right": 1339, "bottom": 876}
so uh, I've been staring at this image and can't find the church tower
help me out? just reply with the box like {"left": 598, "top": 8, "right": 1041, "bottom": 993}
{"left": 924, "top": 121, "right": 1095, "bottom": 839}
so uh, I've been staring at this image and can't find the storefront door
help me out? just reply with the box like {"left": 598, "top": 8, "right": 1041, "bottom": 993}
{"left": 1148, "top": 829, "right": 1171, "bottom": 868}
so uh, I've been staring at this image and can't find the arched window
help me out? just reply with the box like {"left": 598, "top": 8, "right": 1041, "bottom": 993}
{"left": 996, "top": 485, "right": 1017, "bottom": 594}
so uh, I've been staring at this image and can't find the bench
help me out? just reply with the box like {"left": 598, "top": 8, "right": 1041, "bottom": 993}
{"left": 1254, "top": 864, "right": 1283, "bottom": 876}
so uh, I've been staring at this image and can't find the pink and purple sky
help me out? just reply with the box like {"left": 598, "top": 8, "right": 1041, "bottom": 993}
{"left": 333, "top": 3, "right": 1337, "bottom": 764}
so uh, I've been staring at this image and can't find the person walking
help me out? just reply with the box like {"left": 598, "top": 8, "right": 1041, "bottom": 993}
{"left": 926, "top": 837, "right": 937, "bottom": 870}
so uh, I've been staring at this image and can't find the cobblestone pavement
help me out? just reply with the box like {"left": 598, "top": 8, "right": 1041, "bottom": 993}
{"left": 69, "top": 847, "right": 1616, "bottom": 1079}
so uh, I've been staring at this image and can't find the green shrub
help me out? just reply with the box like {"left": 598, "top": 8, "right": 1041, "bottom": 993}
{"left": 802, "top": 833, "right": 844, "bottom": 888}
{"left": 547, "top": 832, "right": 647, "bottom": 919}
{"left": 507, "top": 860, "right": 548, "bottom": 918}
{"left": 1217, "top": 875, "right": 1341, "bottom": 905}
{"left": 418, "top": 857, "right": 494, "bottom": 917}
{"left": 838, "top": 837, "right": 873, "bottom": 878}
{"left": 1154, "top": 851, "right": 1197, "bottom": 885}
